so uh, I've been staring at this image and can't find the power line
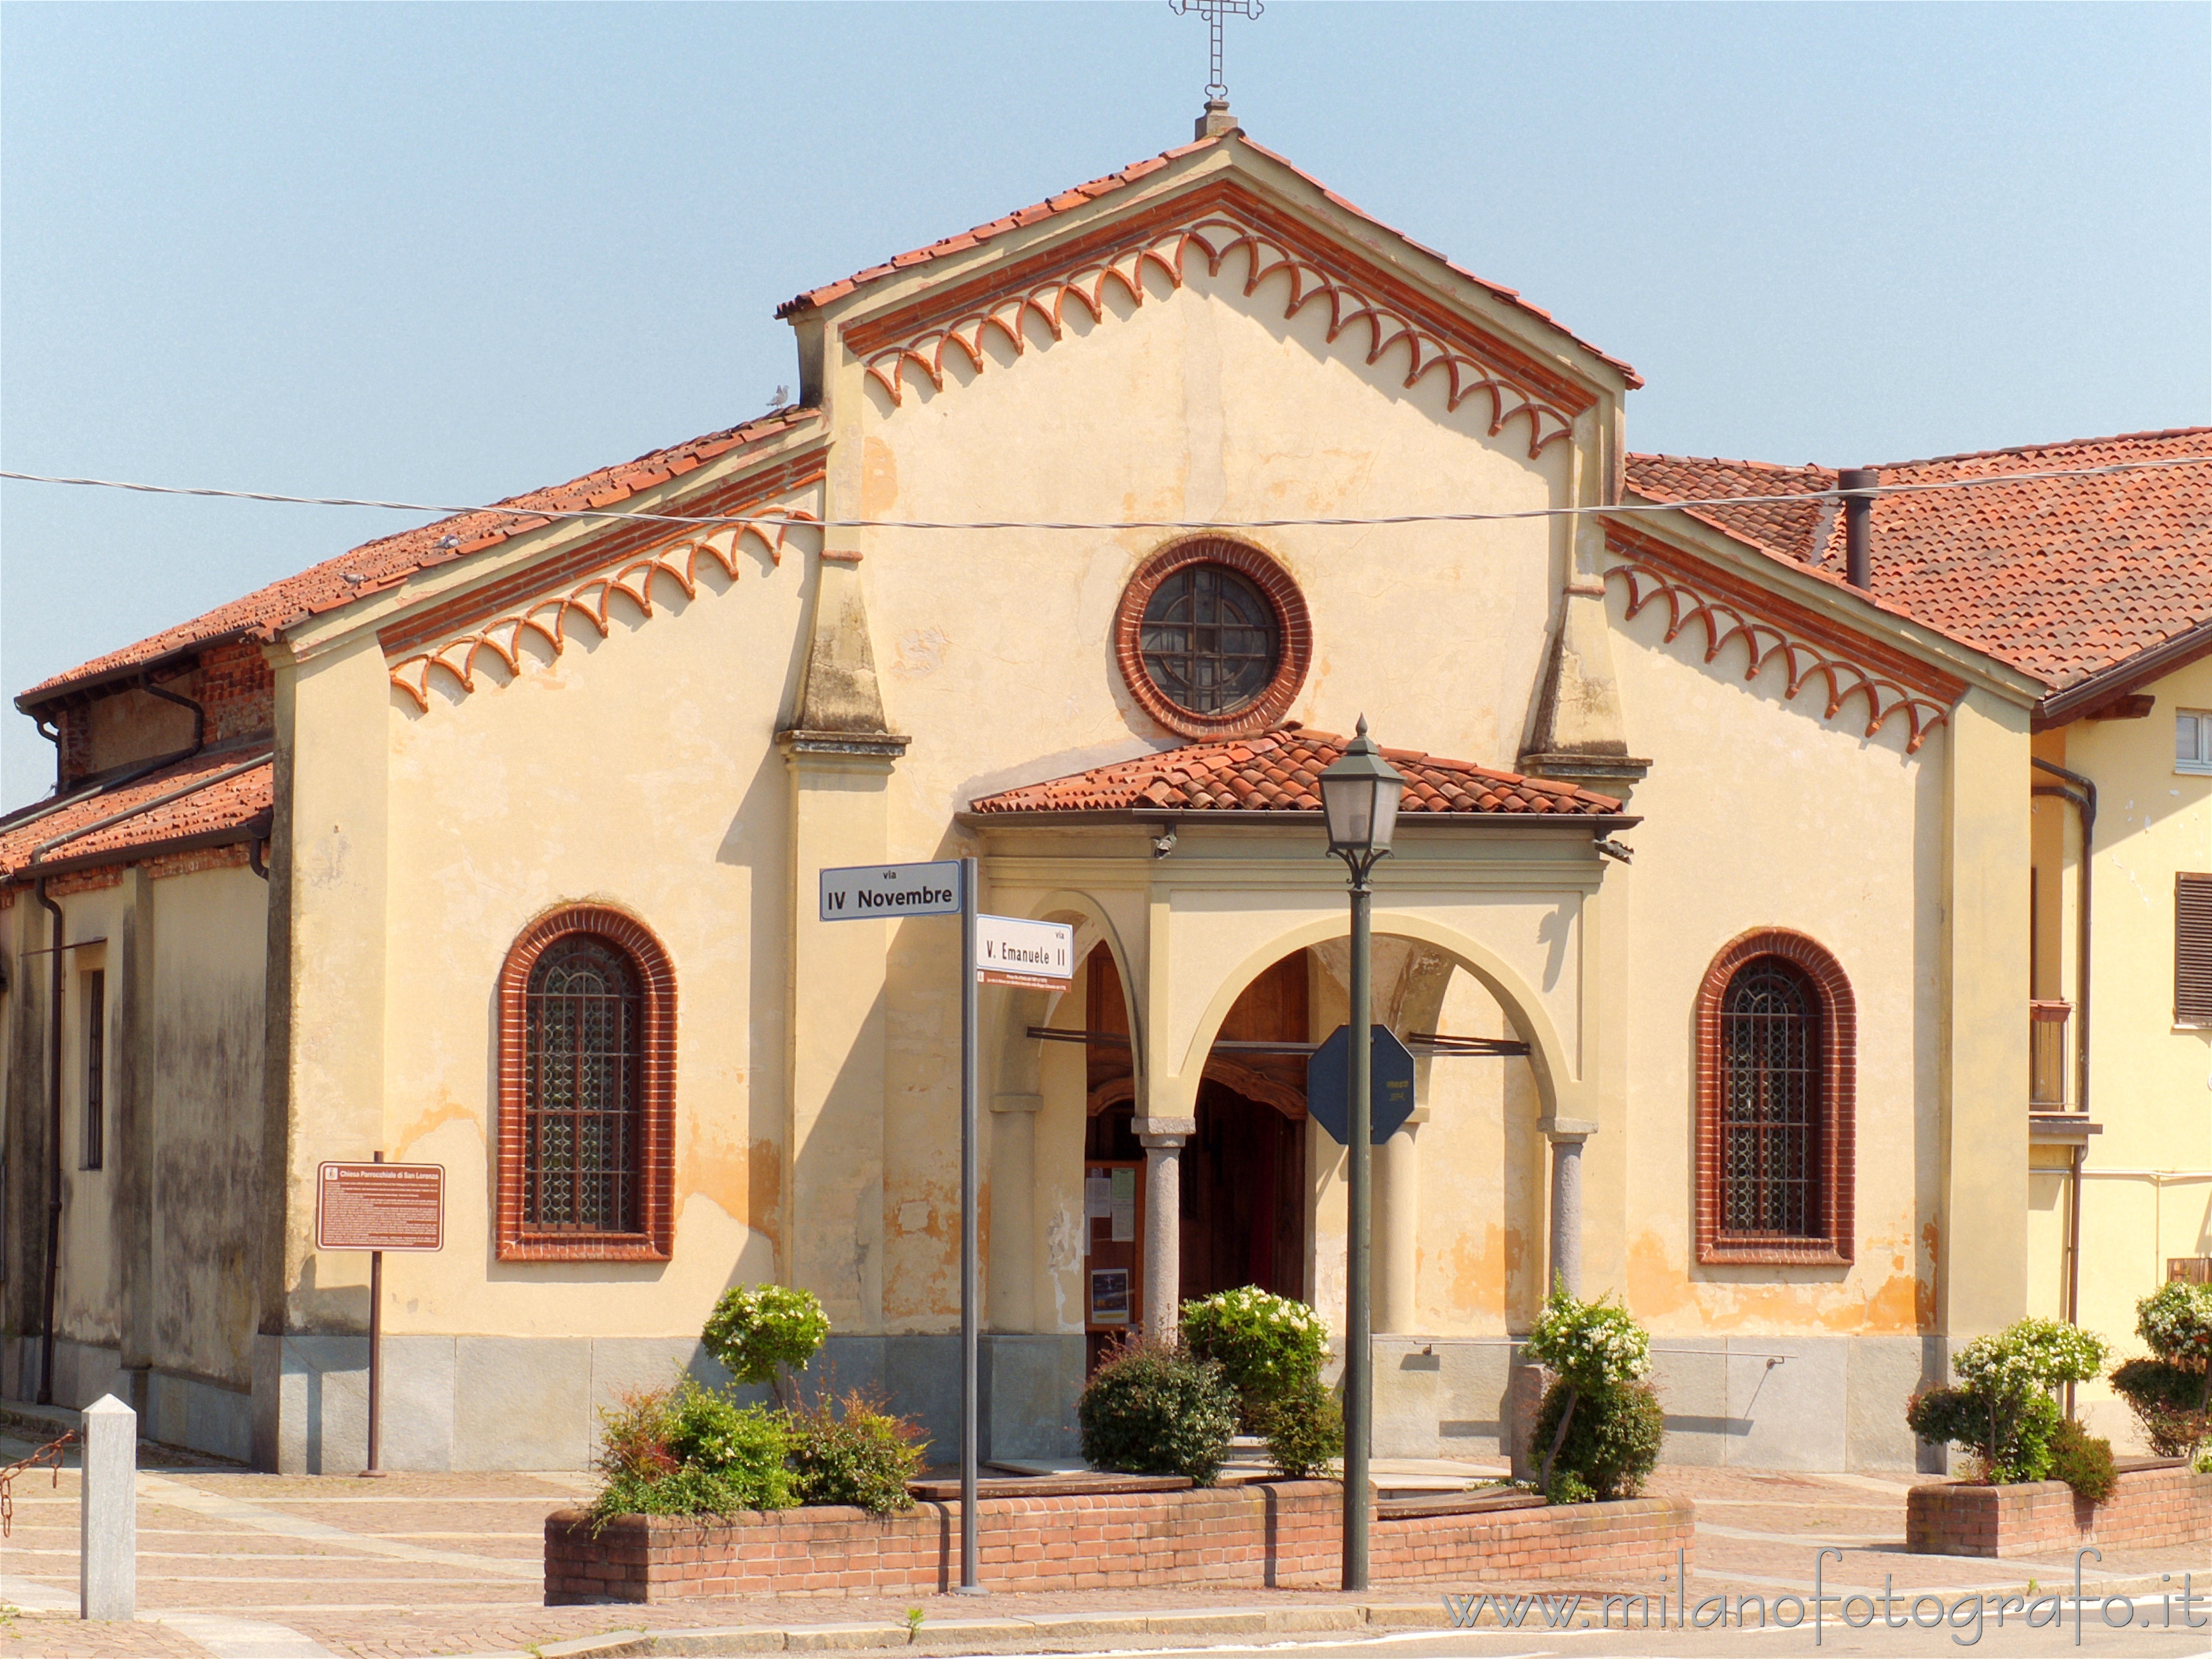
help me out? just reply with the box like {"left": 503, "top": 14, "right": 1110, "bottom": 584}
{"left": 1, "top": 453, "right": 2208, "bottom": 535}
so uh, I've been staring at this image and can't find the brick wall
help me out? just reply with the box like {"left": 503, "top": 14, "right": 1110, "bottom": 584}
{"left": 545, "top": 1482, "right": 1695, "bottom": 1605}
{"left": 1906, "top": 1464, "right": 2212, "bottom": 1558}
{"left": 194, "top": 641, "right": 274, "bottom": 743}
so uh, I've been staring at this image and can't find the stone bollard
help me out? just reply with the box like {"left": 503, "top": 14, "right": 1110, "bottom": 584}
{"left": 79, "top": 1395, "right": 136, "bottom": 1621}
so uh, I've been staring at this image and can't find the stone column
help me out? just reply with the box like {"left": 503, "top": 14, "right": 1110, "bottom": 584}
{"left": 1136, "top": 1123, "right": 1192, "bottom": 1339}
{"left": 1374, "top": 1125, "right": 1420, "bottom": 1333}
{"left": 1543, "top": 1119, "right": 1597, "bottom": 1297}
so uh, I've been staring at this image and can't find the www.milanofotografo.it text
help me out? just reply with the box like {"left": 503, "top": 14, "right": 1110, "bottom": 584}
{"left": 1443, "top": 1551, "right": 2208, "bottom": 1646}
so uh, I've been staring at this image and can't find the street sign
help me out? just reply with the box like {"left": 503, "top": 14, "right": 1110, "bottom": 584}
{"left": 1306, "top": 1025, "right": 1418, "bottom": 1145}
{"left": 818, "top": 860, "right": 963, "bottom": 921}
{"left": 316, "top": 1161, "right": 445, "bottom": 1252}
{"left": 974, "top": 914, "right": 1073, "bottom": 988}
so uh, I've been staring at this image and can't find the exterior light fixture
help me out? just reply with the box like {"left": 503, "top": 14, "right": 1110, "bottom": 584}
{"left": 1316, "top": 716, "right": 1405, "bottom": 1593}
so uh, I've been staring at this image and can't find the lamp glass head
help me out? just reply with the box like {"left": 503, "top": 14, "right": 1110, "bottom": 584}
{"left": 1318, "top": 717, "right": 1406, "bottom": 856}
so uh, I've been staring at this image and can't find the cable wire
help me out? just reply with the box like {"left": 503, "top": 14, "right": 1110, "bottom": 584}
{"left": 2, "top": 453, "right": 2209, "bottom": 535}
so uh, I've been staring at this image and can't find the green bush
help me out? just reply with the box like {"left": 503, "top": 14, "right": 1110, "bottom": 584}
{"left": 786, "top": 1388, "right": 929, "bottom": 1514}
{"left": 1181, "top": 1287, "right": 1328, "bottom": 1422}
{"left": 1530, "top": 1379, "right": 1663, "bottom": 1501}
{"left": 702, "top": 1284, "right": 831, "bottom": 1404}
{"left": 1904, "top": 1318, "right": 2108, "bottom": 1484}
{"left": 2135, "top": 1279, "right": 2212, "bottom": 1367}
{"left": 1254, "top": 1372, "right": 1343, "bottom": 1479}
{"left": 2048, "top": 1417, "right": 2117, "bottom": 1504}
{"left": 2109, "top": 1358, "right": 2209, "bottom": 1459}
{"left": 1077, "top": 1336, "right": 1239, "bottom": 1485}
{"left": 588, "top": 1382, "right": 794, "bottom": 1522}
{"left": 1522, "top": 1281, "right": 1653, "bottom": 1392}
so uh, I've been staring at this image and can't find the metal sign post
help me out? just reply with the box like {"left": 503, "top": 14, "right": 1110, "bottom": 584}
{"left": 956, "top": 857, "right": 983, "bottom": 1595}
{"left": 316, "top": 1155, "right": 445, "bottom": 1477}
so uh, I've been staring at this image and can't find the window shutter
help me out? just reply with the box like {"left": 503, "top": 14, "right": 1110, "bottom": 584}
{"left": 2179, "top": 874, "right": 2212, "bottom": 1025}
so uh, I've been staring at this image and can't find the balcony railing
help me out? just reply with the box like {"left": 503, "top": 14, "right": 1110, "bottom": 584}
{"left": 2030, "top": 999, "right": 2073, "bottom": 1110}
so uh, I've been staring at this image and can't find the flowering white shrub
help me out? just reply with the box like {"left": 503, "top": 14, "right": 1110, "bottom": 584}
{"left": 1180, "top": 1286, "right": 1329, "bottom": 1403}
{"left": 1521, "top": 1282, "right": 1652, "bottom": 1392}
{"left": 2136, "top": 1280, "right": 2212, "bottom": 1366}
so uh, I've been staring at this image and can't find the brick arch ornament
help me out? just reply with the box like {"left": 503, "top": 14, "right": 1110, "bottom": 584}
{"left": 495, "top": 904, "right": 677, "bottom": 1262}
{"left": 1694, "top": 928, "right": 1856, "bottom": 1267}
{"left": 1114, "top": 537, "right": 1313, "bottom": 739}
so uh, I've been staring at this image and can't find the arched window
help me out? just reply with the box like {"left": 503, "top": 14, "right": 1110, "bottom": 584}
{"left": 497, "top": 905, "right": 676, "bottom": 1260}
{"left": 1695, "top": 930, "right": 1855, "bottom": 1265}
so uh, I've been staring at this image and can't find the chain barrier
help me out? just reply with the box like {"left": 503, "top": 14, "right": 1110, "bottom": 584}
{"left": 0, "top": 1432, "right": 78, "bottom": 1537}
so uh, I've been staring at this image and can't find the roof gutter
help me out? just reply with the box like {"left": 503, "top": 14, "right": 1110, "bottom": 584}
{"left": 2037, "top": 614, "right": 2212, "bottom": 726}
{"left": 956, "top": 807, "right": 1643, "bottom": 834}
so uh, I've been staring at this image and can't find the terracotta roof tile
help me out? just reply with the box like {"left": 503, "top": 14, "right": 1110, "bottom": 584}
{"left": 0, "top": 744, "right": 273, "bottom": 881}
{"left": 1625, "top": 429, "right": 2212, "bottom": 691}
{"left": 969, "top": 728, "right": 1621, "bottom": 818}
{"left": 779, "top": 132, "right": 1638, "bottom": 387}
{"left": 20, "top": 407, "right": 822, "bottom": 708}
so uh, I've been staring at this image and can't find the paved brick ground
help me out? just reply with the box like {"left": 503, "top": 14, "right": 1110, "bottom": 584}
{"left": 2, "top": 1433, "right": 2207, "bottom": 1658}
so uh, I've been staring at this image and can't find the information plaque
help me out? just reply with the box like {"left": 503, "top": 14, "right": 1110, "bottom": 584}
{"left": 316, "top": 1161, "right": 446, "bottom": 1253}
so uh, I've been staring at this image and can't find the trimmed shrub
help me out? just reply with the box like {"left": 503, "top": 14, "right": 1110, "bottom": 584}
{"left": 1903, "top": 1317, "right": 2107, "bottom": 1484}
{"left": 2048, "top": 1416, "right": 2117, "bottom": 1505}
{"left": 2112, "top": 1281, "right": 2212, "bottom": 1460}
{"left": 1077, "top": 1336, "right": 1239, "bottom": 1485}
{"left": 702, "top": 1284, "right": 830, "bottom": 1405}
{"left": 1522, "top": 1281, "right": 1653, "bottom": 1392}
{"left": 1181, "top": 1287, "right": 1328, "bottom": 1423}
{"left": 786, "top": 1387, "right": 929, "bottom": 1513}
{"left": 1530, "top": 1378, "right": 1663, "bottom": 1501}
{"left": 1254, "top": 1372, "right": 1343, "bottom": 1479}
{"left": 589, "top": 1381, "right": 794, "bottom": 1522}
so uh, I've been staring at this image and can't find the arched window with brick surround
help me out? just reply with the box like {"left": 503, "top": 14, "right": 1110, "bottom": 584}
{"left": 496, "top": 905, "right": 676, "bottom": 1261}
{"left": 1695, "top": 930, "right": 1855, "bottom": 1266}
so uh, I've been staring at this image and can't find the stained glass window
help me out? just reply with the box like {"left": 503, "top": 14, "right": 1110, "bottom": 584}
{"left": 1718, "top": 958, "right": 1819, "bottom": 1239}
{"left": 1139, "top": 564, "right": 1280, "bottom": 716}
{"left": 522, "top": 936, "right": 641, "bottom": 1233}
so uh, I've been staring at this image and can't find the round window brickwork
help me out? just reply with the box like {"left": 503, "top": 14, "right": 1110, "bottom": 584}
{"left": 1114, "top": 539, "right": 1311, "bottom": 737}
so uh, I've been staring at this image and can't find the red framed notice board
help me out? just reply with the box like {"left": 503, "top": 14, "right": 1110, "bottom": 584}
{"left": 316, "top": 1162, "right": 445, "bottom": 1252}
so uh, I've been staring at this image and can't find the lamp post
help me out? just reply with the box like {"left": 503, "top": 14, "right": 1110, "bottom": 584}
{"left": 1316, "top": 716, "right": 1405, "bottom": 1594}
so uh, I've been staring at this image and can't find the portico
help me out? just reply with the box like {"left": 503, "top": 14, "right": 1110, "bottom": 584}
{"left": 964, "top": 725, "right": 1635, "bottom": 1426}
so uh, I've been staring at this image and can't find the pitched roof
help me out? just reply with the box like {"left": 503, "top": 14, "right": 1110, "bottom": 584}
{"left": 968, "top": 727, "right": 1623, "bottom": 819}
{"left": 780, "top": 130, "right": 1640, "bottom": 387}
{"left": 0, "top": 744, "right": 273, "bottom": 881}
{"left": 20, "top": 408, "right": 821, "bottom": 709}
{"left": 1625, "top": 429, "right": 2212, "bottom": 692}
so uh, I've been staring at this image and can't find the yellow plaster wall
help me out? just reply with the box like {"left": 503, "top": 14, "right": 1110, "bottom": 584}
{"left": 1604, "top": 580, "right": 1948, "bottom": 1337}
{"left": 368, "top": 538, "right": 810, "bottom": 1338}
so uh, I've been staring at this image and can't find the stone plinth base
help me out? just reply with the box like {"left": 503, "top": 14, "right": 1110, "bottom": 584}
{"left": 1906, "top": 1463, "right": 2212, "bottom": 1557}
{"left": 546, "top": 1482, "right": 1694, "bottom": 1603}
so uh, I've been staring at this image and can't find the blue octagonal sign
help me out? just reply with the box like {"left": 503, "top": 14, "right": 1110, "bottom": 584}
{"left": 1306, "top": 1023, "right": 1417, "bottom": 1146}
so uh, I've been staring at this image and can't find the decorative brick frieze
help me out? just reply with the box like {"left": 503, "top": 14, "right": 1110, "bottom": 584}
{"left": 384, "top": 453, "right": 826, "bottom": 712}
{"left": 495, "top": 904, "right": 678, "bottom": 1262}
{"left": 545, "top": 1484, "right": 1694, "bottom": 1603}
{"left": 844, "top": 181, "right": 1592, "bottom": 460}
{"left": 1906, "top": 1464, "right": 2211, "bottom": 1558}
{"left": 1604, "top": 522, "right": 1963, "bottom": 756}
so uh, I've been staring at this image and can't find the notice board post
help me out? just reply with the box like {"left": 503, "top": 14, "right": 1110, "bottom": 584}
{"left": 316, "top": 1156, "right": 445, "bottom": 1476}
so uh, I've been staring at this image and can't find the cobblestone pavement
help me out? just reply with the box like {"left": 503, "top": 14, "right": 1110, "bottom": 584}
{"left": 1, "top": 1438, "right": 2206, "bottom": 1659}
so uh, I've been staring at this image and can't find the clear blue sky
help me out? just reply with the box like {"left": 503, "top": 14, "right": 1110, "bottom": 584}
{"left": 4, "top": 1, "right": 2206, "bottom": 808}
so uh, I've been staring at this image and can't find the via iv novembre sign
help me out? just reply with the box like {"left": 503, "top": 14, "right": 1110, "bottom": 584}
{"left": 818, "top": 860, "right": 964, "bottom": 920}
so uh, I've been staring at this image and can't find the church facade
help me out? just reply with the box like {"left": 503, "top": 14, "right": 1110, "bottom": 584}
{"left": 3, "top": 119, "right": 2206, "bottom": 1474}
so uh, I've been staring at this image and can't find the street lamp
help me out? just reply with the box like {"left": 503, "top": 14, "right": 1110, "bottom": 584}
{"left": 1316, "top": 716, "right": 1405, "bottom": 1593}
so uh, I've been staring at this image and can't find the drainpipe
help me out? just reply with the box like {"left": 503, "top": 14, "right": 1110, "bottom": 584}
{"left": 35, "top": 720, "right": 62, "bottom": 795}
{"left": 32, "top": 881, "right": 64, "bottom": 1406}
{"left": 2032, "top": 755, "right": 2096, "bottom": 1407}
{"left": 1839, "top": 468, "right": 1879, "bottom": 589}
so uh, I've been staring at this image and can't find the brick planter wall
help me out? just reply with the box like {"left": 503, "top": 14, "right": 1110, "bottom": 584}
{"left": 545, "top": 1482, "right": 1694, "bottom": 1604}
{"left": 1907, "top": 1463, "right": 2212, "bottom": 1558}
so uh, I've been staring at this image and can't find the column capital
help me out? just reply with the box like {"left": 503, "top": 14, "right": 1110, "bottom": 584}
{"left": 1539, "top": 1116, "right": 1598, "bottom": 1144}
{"left": 1134, "top": 1117, "right": 1196, "bottom": 1145}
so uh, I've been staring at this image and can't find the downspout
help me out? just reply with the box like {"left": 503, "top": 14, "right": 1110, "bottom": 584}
{"left": 2032, "top": 755, "right": 2095, "bottom": 1409}
{"left": 35, "top": 720, "right": 62, "bottom": 795}
{"left": 32, "top": 881, "right": 64, "bottom": 1406}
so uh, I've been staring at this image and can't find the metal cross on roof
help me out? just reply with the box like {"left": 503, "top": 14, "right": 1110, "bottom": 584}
{"left": 1168, "top": 0, "right": 1262, "bottom": 102}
